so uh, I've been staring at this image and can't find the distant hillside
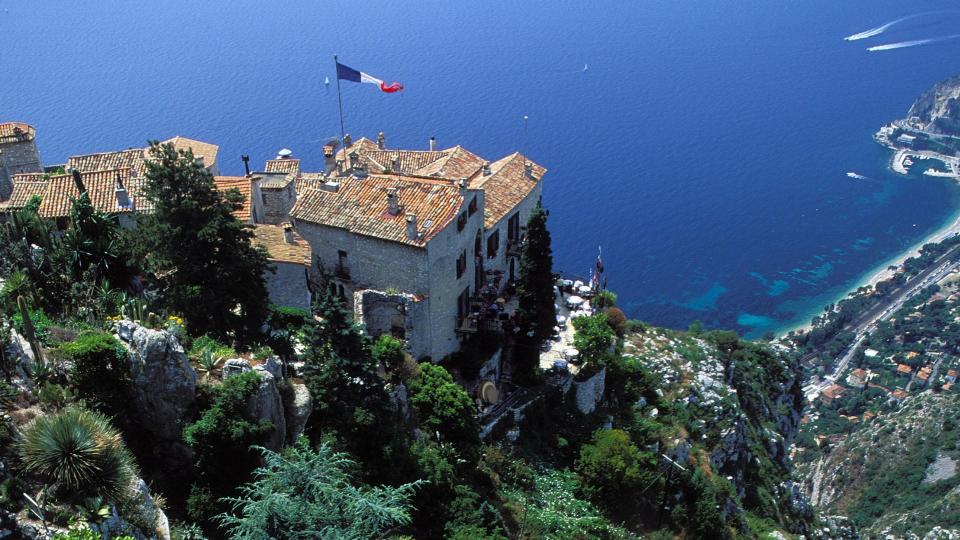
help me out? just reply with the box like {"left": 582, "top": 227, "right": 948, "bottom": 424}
{"left": 907, "top": 74, "right": 960, "bottom": 136}
{"left": 799, "top": 389, "right": 960, "bottom": 538}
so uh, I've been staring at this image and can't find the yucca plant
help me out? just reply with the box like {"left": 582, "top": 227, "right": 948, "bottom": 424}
{"left": 19, "top": 407, "right": 137, "bottom": 501}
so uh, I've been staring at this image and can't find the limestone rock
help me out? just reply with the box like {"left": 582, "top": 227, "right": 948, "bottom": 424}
{"left": 572, "top": 367, "right": 606, "bottom": 415}
{"left": 286, "top": 381, "right": 313, "bottom": 443}
{"left": 223, "top": 358, "right": 252, "bottom": 378}
{"left": 120, "top": 322, "right": 197, "bottom": 443}
{"left": 249, "top": 366, "right": 286, "bottom": 451}
{"left": 262, "top": 355, "right": 283, "bottom": 379}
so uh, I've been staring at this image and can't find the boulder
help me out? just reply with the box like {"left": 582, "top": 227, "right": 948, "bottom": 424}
{"left": 248, "top": 366, "right": 286, "bottom": 451}
{"left": 572, "top": 367, "right": 606, "bottom": 415}
{"left": 120, "top": 322, "right": 197, "bottom": 444}
{"left": 261, "top": 355, "right": 283, "bottom": 379}
{"left": 286, "top": 381, "right": 313, "bottom": 443}
{"left": 223, "top": 358, "right": 252, "bottom": 378}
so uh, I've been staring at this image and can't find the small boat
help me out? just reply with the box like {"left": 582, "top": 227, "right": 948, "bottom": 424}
{"left": 582, "top": 63, "right": 588, "bottom": 72}
{"left": 324, "top": 76, "right": 330, "bottom": 85}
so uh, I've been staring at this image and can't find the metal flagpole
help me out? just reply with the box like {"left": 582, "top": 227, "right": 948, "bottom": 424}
{"left": 334, "top": 55, "right": 348, "bottom": 173}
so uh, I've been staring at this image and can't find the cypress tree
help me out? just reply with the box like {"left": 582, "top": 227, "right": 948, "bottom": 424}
{"left": 514, "top": 205, "right": 556, "bottom": 383}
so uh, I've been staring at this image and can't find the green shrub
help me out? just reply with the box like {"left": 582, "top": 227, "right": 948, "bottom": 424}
{"left": 37, "top": 382, "right": 73, "bottom": 410}
{"left": 57, "top": 331, "right": 130, "bottom": 417}
{"left": 189, "top": 335, "right": 236, "bottom": 360}
{"left": 12, "top": 307, "right": 53, "bottom": 345}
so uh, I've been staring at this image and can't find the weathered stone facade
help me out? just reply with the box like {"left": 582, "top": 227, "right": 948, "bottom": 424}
{"left": 268, "top": 261, "right": 311, "bottom": 310}
{"left": 258, "top": 174, "right": 297, "bottom": 224}
{"left": 0, "top": 124, "right": 43, "bottom": 201}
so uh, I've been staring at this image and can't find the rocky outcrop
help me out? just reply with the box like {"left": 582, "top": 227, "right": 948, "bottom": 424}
{"left": 907, "top": 74, "right": 960, "bottom": 135}
{"left": 572, "top": 367, "right": 606, "bottom": 415}
{"left": 286, "top": 380, "right": 313, "bottom": 443}
{"left": 118, "top": 321, "right": 197, "bottom": 444}
{"left": 247, "top": 366, "right": 286, "bottom": 451}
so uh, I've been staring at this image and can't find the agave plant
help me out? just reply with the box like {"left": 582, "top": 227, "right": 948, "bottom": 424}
{"left": 73, "top": 495, "right": 111, "bottom": 524}
{"left": 19, "top": 407, "right": 137, "bottom": 501}
{"left": 196, "top": 349, "right": 223, "bottom": 382}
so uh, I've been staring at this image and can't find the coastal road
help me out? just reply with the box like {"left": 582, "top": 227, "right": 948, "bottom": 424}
{"left": 811, "top": 242, "right": 960, "bottom": 394}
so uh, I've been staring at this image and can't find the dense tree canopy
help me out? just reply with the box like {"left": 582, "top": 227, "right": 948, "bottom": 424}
{"left": 513, "top": 205, "right": 556, "bottom": 383}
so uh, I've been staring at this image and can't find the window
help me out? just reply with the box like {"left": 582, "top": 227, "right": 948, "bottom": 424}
{"left": 468, "top": 197, "right": 478, "bottom": 216}
{"left": 457, "top": 212, "right": 467, "bottom": 232}
{"left": 487, "top": 230, "right": 500, "bottom": 258}
{"left": 336, "top": 250, "right": 349, "bottom": 279}
{"left": 458, "top": 287, "right": 470, "bottom": 320}
{"left": 508, "top": 212, "right": 520, "bottom": 242}
{"left": 456, "top": 250, "right": 467, "bottom": 279}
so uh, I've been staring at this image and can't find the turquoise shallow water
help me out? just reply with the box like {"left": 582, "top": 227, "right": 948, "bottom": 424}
{"left": 3, "top": 0, "right": 960, "bottom": 336}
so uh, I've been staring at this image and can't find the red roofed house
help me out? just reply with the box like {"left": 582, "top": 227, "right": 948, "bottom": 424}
{"left": 292, "top": 134, "right": 546, "bottom": 360}
{"left": 252, "top": 224, "right": 311, "bottom": 310}
{"left": 821, "top": 384, "right": 846, "bottom": 407}
{"left": 891, "top": 389, "right": 909, "bottom": 403}
{"left": 896, "top": 364, "right": 913, "bottom": 376}
{"left": 947, "top": 369, "right": 958, "bottom": 384}
{"left": 846, "top": 368, "right": 868, "bottom": 389}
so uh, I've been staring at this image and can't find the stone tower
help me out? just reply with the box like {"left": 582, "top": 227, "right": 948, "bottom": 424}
{"left": 0, "top": 123, "right": 43, "bottom": 201}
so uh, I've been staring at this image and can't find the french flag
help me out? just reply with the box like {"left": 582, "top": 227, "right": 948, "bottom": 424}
{"left": 336, "top": 61, "right": 404, "bottom": 93}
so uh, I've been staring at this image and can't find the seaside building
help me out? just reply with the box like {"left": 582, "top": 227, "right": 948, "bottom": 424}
{"left": 252, "top": 224, "right": 312, "bottom": 310}
{"left": 68, "top": 136, "right": 220, "bottom": 177}
{"left": 0, "top": 122, "right": 43, "bottom": 202}
{"left": 37, "top": 168, "right": 151, "bottom": 228}
{"left": 290, "top": 134, "right": 546, "bottom": 360}
{"left": 846, "top": 368, "right": 867, "bottom": 389}
{"left": 820, "top": 384, "right": 846, "bottom": 407}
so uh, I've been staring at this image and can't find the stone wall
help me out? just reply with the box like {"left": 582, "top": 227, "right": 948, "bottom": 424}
{"left": 482, "top": 182, "right": 542, "bottom": 284}
{"left": 353, "top": 289, "right": 431, "bottom": 358}
{"left": 266, "top": 261, "right": 311, "bottom": 310}
{"left": 0, "top": 138, "right": 43, "bottom": 201}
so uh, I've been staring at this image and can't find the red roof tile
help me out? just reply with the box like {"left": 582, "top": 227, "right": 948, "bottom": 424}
{"left": 213, "top": 176, "right": 254, "bottom": 222}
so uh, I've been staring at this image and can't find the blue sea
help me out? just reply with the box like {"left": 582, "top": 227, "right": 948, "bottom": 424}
{"left": 4, "top": 0, "right": 960, "bottom": 337}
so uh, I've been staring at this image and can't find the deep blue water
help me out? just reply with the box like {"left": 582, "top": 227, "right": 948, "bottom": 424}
{"left": 4, "top": 0, "right": 960, "bottom": 337}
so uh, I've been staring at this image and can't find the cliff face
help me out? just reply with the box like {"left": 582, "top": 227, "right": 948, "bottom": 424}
{"left": 906, "top": 74, "right": 960, "bottom": 135}
{"left": 625, "top": 329, "right": 811, "bottom": 530}
{"left": 801, "top": 390, "right": 960, "bottom": 538}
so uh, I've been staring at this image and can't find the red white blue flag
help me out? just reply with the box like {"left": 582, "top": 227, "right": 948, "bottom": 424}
{"left": 336, "top": 61, "right": 403, "bottom": 93}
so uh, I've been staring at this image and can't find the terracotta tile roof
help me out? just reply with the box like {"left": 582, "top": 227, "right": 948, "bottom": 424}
{"left": 851, "top": 368, "right": 867, "bottom": 378}
{"left": 213, "top": 176, "right": 254, "bottom": 222}
{"left": 69, "top": 148, "right": 148, "bottom": 176}
{"left": 37, "top": 168, "right": 151, "bottom": 219}
{"left": 891, "top": 389, "right": 909, "bottom": 400}
{"left": 948, "top": 369, "right": 958, "bottom": 377}
{"left": 414, "top": 146, "right": 485, "bottom": 179}
{"left": 896, "top": 363, "right": 913, "bottom": 374}
{"left": 265, "top": 158, "right": 301, "bottom": 176}
{"left": 1, "top": 175, "right": 47, "bottom": 210}
{"left": 469, "top": 153, "right": 547, "bottom": 228}
{"left": 821, "top": 384, "right": 845, "bottom": 399}
{"left": 253, "top": 224, "right": 311, "bottom": 265}
{"left": 259, "top": 172, "right": 294, "bottom": 190}
{"left": 291, "top": 174, "right": 464, "bottom": 247}
{"left": 296, "top": 173, "right": 328, "bottom": 193}
{"left": 0, "top": 122, "right": 36, "bottom": 144}
{"left": 364, "top": 150, "right": 450, "bottom": 174}
{"left": 161, "top": 136, "right": 219, "bottom": 169}
{"left": 944, "top": 383, "right": 954, "bottom": 391}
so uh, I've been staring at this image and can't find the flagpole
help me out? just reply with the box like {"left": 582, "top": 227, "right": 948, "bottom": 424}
{"left": 334, "top": 54, "right": 348, "bottom": 173}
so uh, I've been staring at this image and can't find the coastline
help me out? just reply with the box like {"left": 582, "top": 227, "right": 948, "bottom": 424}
{"left": 778, "top": 201, "right": 960, "bottom": 338}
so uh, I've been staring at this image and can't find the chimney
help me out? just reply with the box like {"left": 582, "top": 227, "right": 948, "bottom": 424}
{"left": 115, "top": 171, "right": 131, "bottom": 209}
{"left": 377, "top": 131, "right": 385, "bottom": 150}
{"left": 482, "top": 161, "right": 491, "bottom": 176}
{"left": 405, "top": 213, "right": 418, "bottom": 240}
{"left": 524, "top": 161, "right": 533, "bottom": 178}
{"left": 241, "top": 154, "right": 251, "bottom": 176}
{"left": 386, "top": 187, "right": 400, "bottom": 215}
{"left": 391, "top": 154, "right": 400, "bottom": 171}
{"left": 283, "top": 223, "right": 295, "bottom": 244}
{"left": 323, "top": 141, "right": 338, "bottom": 172}
{"left": 343, "top": 134, "right": 352, "bottom": 148}
{"left": 428, "top": 136, "right": 436, "bottom": 152}
{"left": 71, "top": 169, "right": 87, "bottom": 196}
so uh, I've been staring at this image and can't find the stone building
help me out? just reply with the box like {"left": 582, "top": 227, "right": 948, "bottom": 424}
{"left": 252, "top": 224, "right": 312, "bottom": 310}
{"left": 37, "top": 168, "right": 152, "bottom": 228}
{"left": 68, "top": 136, "right": 220, "bottom": 177}
{"left": 290, "top": 135, "right": 546, "bottom": 360}
{"left": 0, "top": 122, "right": 43, "bottom": 202}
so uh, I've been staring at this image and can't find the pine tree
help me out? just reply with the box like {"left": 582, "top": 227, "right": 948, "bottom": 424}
{"left": 513, "top": 205, "right": 557, "bottom": 383}
{"left": 136, "top": 142, "right": 270, "bottom": 343}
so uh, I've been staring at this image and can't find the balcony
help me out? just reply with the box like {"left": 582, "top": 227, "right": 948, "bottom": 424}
{"left": 334, "top": 264, "right": 351, "bottom": 280}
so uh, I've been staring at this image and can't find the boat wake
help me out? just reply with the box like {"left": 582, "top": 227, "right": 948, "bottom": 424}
{"left": 847, "top": 172, "right": 870, "bottom": 180}
{"left": 845, "top": 12, "right": 951, "bottom": 41}
{"left": 868, "top": 33, "right": 960, "bottom": 51}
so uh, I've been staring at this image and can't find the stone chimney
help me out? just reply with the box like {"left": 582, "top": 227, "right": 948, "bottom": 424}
{"left": 405, "top": 213, "right": 418, "bottom": 240}
{"left": 386, "top": 187, "right": 400, "bottom": 215}
{"left": 429, "top": 136, "right": 436, "bottom": 152}
{"left": 391, "top": 154, "right": 400, "bottom": 172}
{"left": 71, "top": 169, "right": 87, "bottom": 196}
{"left": 343, "top": 134, "right": 352, "bottom": 148}
{"left": 524, "top": 161, "right": 533, "bottom": 178}
{"left": 283, "top": 223, "right": 295, "bottom": 244}
{"left": 323, "top": 141, "right": 338, "bottom": 172}
{"left": 377, "top": 131, "right": 385, "bottom": 150}
{"left": 241, "top": 154, "right": 251, "bottom": 176}
{"left": 482, "top": 161, "right": 491, "bottom": 176}
{"left": 115, "top": 171, "right": 131, "bottom": 209}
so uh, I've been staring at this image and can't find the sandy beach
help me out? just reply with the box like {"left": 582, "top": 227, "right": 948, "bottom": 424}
{"left": 780, "top": 207, "right": 960, "bottom": 338}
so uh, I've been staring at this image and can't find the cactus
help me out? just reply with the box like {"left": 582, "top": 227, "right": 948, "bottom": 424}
{"left": 17, "top": 295, "right": 44, "bottom": 365}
